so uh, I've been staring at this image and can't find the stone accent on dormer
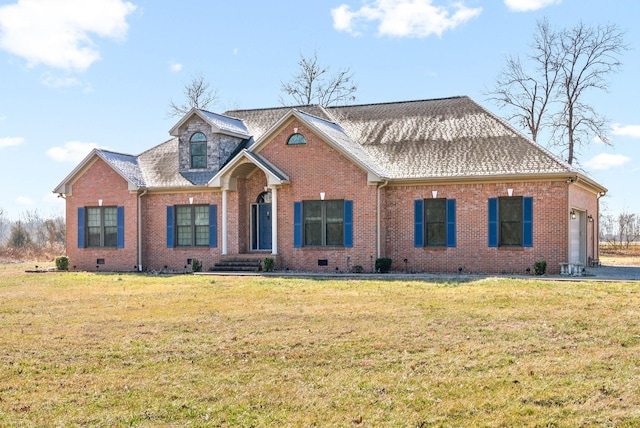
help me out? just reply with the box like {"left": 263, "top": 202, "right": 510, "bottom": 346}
{"left": 177, "top": 115, "right": 245, "bottom": 173}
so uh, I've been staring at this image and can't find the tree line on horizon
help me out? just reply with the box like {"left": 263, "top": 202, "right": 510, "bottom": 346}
{"left": 0, "top": 208, "right": 65, "bottom": 261}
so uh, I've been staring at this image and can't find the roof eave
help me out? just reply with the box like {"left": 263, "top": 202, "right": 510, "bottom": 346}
{"left": 383, "top": 172, "right": 606, "bottom": 191}
{"left": 209, "top": 149, "right": 291, "bottom": 189}
{"left": 168, "top": 108, "right": 250, "bottom": 139}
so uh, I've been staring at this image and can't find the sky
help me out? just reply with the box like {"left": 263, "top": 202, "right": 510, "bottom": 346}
{"left": 0, "top": 0, "right": 639, "bottom": 221}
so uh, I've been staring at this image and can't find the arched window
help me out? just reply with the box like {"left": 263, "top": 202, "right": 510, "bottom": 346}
{"left": 190, "top": 132, "right": 207, "bottom": 168}
{"left": 287, "top": 133, "right": 306, "bottom": 145}
{"left": 256, "top": 191, "right": 272, "bottom": 204}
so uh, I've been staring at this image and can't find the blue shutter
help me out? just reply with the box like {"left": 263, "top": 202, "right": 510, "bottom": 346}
{"left": 209, "top": 204, "right": 217, "bottom": 248}
{"left": 523, "top": 196, "right": 533, "bottom": 247}
{"left": 116, "top": 206, "right": 124, "bottom": 248}
{"left": 488, "top": 198, "right": 498, "bottom": 247}
{"left": 77, "top": 207, "right": 85, "bottom": 248}
{"left": 446, "top": 199, "right": 456, "bottom": 248}
{"left": 414, "top": 199, "right": 424, "bottom": 247}
{"left": 343, "top": 200, "right": 353, "bottom": 248}
{"left": 166, "top": 206, "right": 174, "bottom": 248}
{"left": 293, "top": 202, "right": 302, "bottom": 248}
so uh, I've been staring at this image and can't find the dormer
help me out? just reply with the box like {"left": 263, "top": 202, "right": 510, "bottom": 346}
{"left": 169, "top": 108, "right": 251, "bottom": 173}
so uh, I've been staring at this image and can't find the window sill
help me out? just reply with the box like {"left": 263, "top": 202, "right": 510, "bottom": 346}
{"left": 300, "top": 246, "right": 346, "bottom": 250}
{"left": 498, "top": 246, "right": 525, "bottom": 251}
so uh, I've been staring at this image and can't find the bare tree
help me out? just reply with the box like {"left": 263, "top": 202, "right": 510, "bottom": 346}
{"left": 487, "top": 19, "right": 627, "bottom": 165}
{"left": 486, "top": 19, "right": 559, "bottom": 142}
{"left": 168, "top": 74, "right": 219, "bottom": 117}
{"left": 552, "top": 22, "right": 627, "bottom": 165}
{"left": 7, "top": 221, "right": 31, "bottom": 248}
{"left": 280, "top": 51, "right": 357, "bottom": 107}
{"left": 600, "top": 210, "right": 640, "bottom": 249}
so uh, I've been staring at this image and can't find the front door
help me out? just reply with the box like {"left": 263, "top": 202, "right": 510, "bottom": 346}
{"left": 251, "top": 191, "right": 272, "bottom": 251}
{"left": 569, "top": 210, "right": 586, "bottom": 264}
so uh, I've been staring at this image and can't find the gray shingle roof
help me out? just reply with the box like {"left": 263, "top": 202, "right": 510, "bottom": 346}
{"left": 199, "top": 110, "right": 250, "bottom": 137}
{"left": 326, "top": 96, "right": 575, "bottom": 179}
{"left": 65, "top": 96, "right": 589, "bottom": 193}
{"left": 98, "top": 150, "right": 145, "bottom": 187}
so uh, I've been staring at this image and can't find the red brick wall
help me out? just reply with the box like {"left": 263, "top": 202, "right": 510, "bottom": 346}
{"left": 382, "top": 181, "right": 570, "bottom": 275}
{"left": 258, "top": 118, "right": 378, "bottom": 272}
{"left": 65, "top": 158, "right": 139, "bottom": 271}
{"left": 141, "top": 191, "right": 222, "bottom": 272}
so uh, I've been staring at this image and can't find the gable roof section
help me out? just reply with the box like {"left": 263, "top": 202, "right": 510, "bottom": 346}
{"left": 53, "top": 149, "right": 144, "bottom": 194}
{"left": 169, "top": 108, "right": 251, "bottom": 139}
{"left": 223, "top": 105, "right": 331, "bottom": 142}
{"left": 209, "top": 149, "right": 290, "bottom": 189}
{"left": 245, "top": 108, "right": 385, "bottom": 181}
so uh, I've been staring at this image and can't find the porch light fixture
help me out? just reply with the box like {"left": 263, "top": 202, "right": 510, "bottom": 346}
{"left": 507, "top": 188, "right": 513, "bottom": 197}
{"left": 588, "top": 214, "right": 593, "bottom": 222}
{"left": 320, "top": 192, "right": 325, "bottom": 200}
{"left": 189, "top": 197, "right": 194, "bottom": 205}
{"left": 571, "top": 210, "right": 576, "bottom": 219}
{"left": 432, "top": 190, "right": 438, "bottom": 199}
{"left": 98, "top": 199, "right": 103, "bottom": 206}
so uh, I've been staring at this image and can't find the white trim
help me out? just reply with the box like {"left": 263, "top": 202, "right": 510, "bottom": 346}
{"left": 271, "top": 186, "right": 278, "bottom": 255}
{"left": 222, "top": 190, "right": 228, "bottom": 255}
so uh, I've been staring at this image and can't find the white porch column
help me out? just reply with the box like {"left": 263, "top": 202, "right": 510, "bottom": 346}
{"left": 222, "top": 189, "right": 228, "bottom": 255}
{"left": 271, "top": 186, "right": 278, "bottom": 255}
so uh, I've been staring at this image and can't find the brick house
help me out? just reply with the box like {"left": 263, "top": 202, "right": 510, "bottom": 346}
{"left": 53, "top": 96, "right": 606, "bottom": 274}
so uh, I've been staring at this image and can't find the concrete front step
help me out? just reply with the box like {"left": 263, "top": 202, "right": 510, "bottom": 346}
{"left": 210, "top": 255, "right": 274, "bottom": 272}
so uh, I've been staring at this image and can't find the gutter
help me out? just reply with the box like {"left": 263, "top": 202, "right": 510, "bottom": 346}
{"left": 377, "top": 180, "right": 389, "bottom": 259}
{"left": 137, "top": 189, "right": 147, "bottom": 271}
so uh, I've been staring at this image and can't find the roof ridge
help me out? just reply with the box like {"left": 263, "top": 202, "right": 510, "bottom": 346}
{"left": 224, "top": 96, "right": 468, "bottom": 115}
{"left": 327, "top": 96, "right": 468, "bottom": 110}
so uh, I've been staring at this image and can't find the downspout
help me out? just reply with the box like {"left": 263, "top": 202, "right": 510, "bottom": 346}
{"left": 137, "top": 189, "right": 147, "bottom": 271}
{"left": 377, "top": 181, "right": 389, "bottom": 259}
{"left": 596, "top": 191, "right": 606, "bottom": 263}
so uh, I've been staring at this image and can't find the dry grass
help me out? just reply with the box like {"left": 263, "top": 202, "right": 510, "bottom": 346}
{"left": 1, "top": 264, "right": 639, "bottom": 427}
{"left": 600, "top": 245, "right": 640, "bottom": 266}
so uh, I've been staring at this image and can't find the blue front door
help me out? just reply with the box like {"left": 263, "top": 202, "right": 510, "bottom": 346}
{"left": 252, "top": 203, "right": 272, "bottom": 250}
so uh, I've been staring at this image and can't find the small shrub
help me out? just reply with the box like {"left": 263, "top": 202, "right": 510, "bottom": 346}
{"left": 351, "top": 265, "right": 364, "bottom": 273}
{"left": 55, "top": 256, "right": 69, "bottom": 271}
{"left": 534, "top": 260, "right": 547, "bottom": 276}
{"left": 375, "top": 258, "right": 392, "bottom": 273}
{"left": 191, "top": 259, "right": 202, "bottom": 273}
{"left": 261, "top": 257, "right": 275, "bottom": 272}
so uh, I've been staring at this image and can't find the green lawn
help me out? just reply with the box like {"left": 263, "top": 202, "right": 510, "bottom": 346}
{"left": 1, "top": 264, "right": 639, "bottom": 427}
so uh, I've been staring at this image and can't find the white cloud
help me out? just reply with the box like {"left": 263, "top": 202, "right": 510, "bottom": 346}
{"left": 46, "top": 141, "right": 100, "bottom": 162}
{"left": 612, "top": 123, "right": 640, "bottom": 139}
{"left": 504, "top": 0, "right": 561, "bottom": 12}
{"left": 169, "top": 61, "right": 183, "bottom": 73}
{"left": 0, "top": 0, "right": 137, "bottom": 72}
{"left": 331, "top": 0, "right": 482, "bottom": 38}
{"left": 0, "top": 136, "right": 24, "bottom": 148}
{"left": 16, "top": 195, "right": 34, "bottom": 206}
{"left": 41, "top": 73, "right": 82, "bottom": 88}
{"left": 584, "top": 153, "right": 631, "bottom": 170}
